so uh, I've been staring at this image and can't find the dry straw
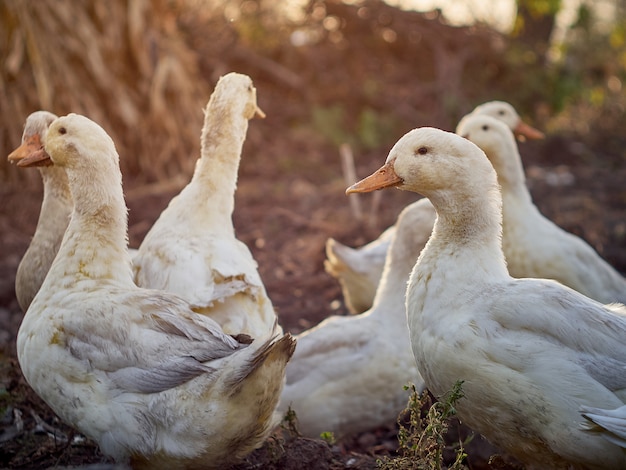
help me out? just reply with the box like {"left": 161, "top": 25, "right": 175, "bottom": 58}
{"left": 1, "top": 0, "right": 210, "bottom": 185}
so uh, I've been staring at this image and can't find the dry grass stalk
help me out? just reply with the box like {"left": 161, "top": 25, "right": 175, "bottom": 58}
{"left": 1, "top": 0, "right": 210, "bottom": 185}
{"left": 339, "top": 143, "right": 362, "bottom": 221}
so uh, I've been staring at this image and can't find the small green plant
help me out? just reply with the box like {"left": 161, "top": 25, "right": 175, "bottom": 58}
{"left": 319, "top": 430, "right": 336, "bottom": 445}
{"left": 357, "top": 107, "right": 401, "bottom": 150}
{"left": 311, "top": 104, "right": 400, "bottom": 151}
{"left": 311, "top": 105, "right": 352, "bottom": 148}
{"left": 281, "top": 405, "right": 301, "bottom": 437}
{"left": 0, "top": 387, "right": 10, "bottom": 417}
{"left": 378, "top": 381, "right": 469, "bottom": 470}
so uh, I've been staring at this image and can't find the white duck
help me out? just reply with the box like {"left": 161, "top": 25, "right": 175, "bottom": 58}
{"left": 279, "top": 198, "right": 434, "bottom": 439}
{"left": 347, "top": 127, "right": 626, "bottom": 469}
{"left": 17, "top": 113, "right": 296, "bottom": 470}
{"left": 457, "top": 114, "right": 626, "bottom": 304}
{"left": 8, "top": 111, "right": 71, "bottom": 312}
{"left": 327, "top": 100, "right": 544, "bottom": 313}
{"left": 467, "top": 100, "right": 545, "bottom": 140}
{"left": 133, "top": 72, "right": 277, "bottom": 339}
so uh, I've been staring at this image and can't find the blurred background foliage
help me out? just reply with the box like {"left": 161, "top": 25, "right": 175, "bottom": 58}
{"left": 1, "top": 0, "right": 624, "bottom": 184}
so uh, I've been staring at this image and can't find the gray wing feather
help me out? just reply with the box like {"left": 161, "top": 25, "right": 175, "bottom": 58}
{"left": 109, "top": 356, "right": 216, "bottom": 393}
{"left": 580, "top": 405, "right": 626, "bottom": 448}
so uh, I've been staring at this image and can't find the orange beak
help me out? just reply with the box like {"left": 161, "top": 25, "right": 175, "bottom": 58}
{"left": 255, "top": 105, "right": 266, "bottom": 119}
{"left": 16, "top": 148, "right": 52, "bottom": 167}
{"left": 8, "top": 134, "right": 43, "bottom": 164}
{"left": 514, "top": 120, "right": 545, "bottom": 140}
{"left": 346, "top": 161, "right": 403, "bottom": 194}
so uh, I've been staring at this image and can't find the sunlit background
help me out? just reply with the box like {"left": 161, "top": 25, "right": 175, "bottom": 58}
{"left": 2, "top": 0, "right": 625, "bottom": 184}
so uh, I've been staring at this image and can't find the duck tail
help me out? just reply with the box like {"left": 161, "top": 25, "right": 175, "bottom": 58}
{"left": 226, "top": 320, "right": 296, "bottom": 394}
{"left": 324, "top": 237, "right": 353, "bottom": 275}
{"left": 580, "top": 404, "right": 626, "bottom": 448}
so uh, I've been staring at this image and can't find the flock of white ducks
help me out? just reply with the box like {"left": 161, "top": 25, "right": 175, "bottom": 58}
{"left": 10, "top": 74, "right": 295, "bottom": 469}
{"left": 330, "top": 101, "right": 626, "bottom": 313}
{"left": 347, "top": 127, "right": 626, "bottom": 469}
{"left": 326, "top": 100, "right": 547, "bottom": 314}
{"left": 7, "top": 72, "right": 626, "bottom": 468}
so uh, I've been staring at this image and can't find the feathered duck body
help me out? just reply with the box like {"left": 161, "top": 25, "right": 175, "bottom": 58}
{"left": 133, "top": 72, "right": 277, "bottom": 339}
{"left": 279, "top": 198, "right": 434, "bottom": 438}
{"left": 16, "top": 113, "right": 295, "bottom": 469}
{"left": 347, "top": 126, "right": 626, "bottom": 469}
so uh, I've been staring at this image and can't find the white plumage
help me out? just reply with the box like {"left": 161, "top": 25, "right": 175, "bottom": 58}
{"left": 279, "top": 198, "right": 434, "bottom": 438}
{"left": 456, "top": 114, "right": 626, "bottom": 304}
{"left": 324, "top": 224, "right": 397, "bottom": 314}
{"left": 133, "top": 72, "right": 279, "bottom": 338}
{"left": 581, "top": 404, "right": 626, "bottom": 448}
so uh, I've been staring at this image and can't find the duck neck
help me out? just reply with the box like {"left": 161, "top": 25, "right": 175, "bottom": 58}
{"left": 35, "top": 167, "right": 73, "bottom": 246}
{"left": 371, "top": 215, "right": 429, "bottom": 319}
{"left": 488, "top": 143, "right": 533, "bottom": 207}
{"left": 370, "top": 246, "right": 415, "bottom": 322}
{"left": 501, "top": 183, "right": 541, "bottom": 230}
{"left": 45, "top": 165, "right": 133, "bottom": 287}
{"left": 406, "top": 190, "right": 508, "bottom": 337}
{"left": 191, "top": 103, "right": 249, "bottom": 217}
{"left": 498, "top": 155, "right": 544, "bottom": 235}
{"left": 421, "top": 186, "right": 508, "bottom": 279}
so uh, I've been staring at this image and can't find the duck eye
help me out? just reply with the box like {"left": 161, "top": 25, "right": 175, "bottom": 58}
{"left": 58, "top": 127, "right": 67, "bottom": 135}
{"left": 416, "top": 147, "right": 428, "bottom": 155}
{"left": 482, "top": 125, "right": 489, "bottom": 131}
{"left": 498, "top": 110, "right": 505, "bottom": 115}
